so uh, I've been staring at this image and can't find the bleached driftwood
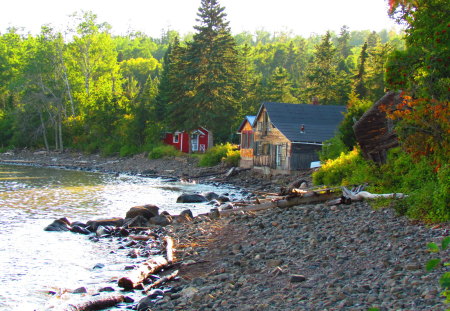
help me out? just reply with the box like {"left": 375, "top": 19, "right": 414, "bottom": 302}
{"left": 342, "top": 186, "right": 407, "bottom": 202}
{"left": 143, "top": 270, "right": 179, "bottom": 293}
{"left": 117, "top": 256, "right": 168, "bottom": 290}
{"left": 164, "top": 236, "right": 174, "bottom": 264}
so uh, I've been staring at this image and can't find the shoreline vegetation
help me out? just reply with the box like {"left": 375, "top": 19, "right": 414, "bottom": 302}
{"left": 1, "top": 149, "right": 449, "bottom": 310}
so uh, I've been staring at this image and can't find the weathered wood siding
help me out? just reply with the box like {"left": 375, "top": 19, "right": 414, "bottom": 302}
{"left": 290, "top": 144, "right": 321, "bottom": 170}
{"left": 253, "top": 107, "right": 291, "bottom": 170}
{"left": 353, "top": 92, "right": 400, "bottom": 164}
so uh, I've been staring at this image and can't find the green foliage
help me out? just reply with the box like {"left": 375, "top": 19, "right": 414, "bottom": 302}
{"left": 198, "top": 143, "right": 238, "bottom": 167}
{"left": 100, "top": 141, "right": 121, "bottom": 156}
{"left": 148, "top": 145, "right": 181, "bottom": 159}
{"left": 313, "top": 148, "right": 378, "bottom": 186}
{"left": 119, "top": 145, "right": 140, "bottom": 157}
{"left": 313, "top": 147, "right": 450, "bottom": 222}
{"left": 336, "top": 90, "right": 373, "bottom": 151}
{"left": 425, "top": 237, "right": 450, "bottom": 307}
{"left": 318, "top": 136, "right": 347, "bottom": 161}
{"left": 222, "top": 148, "right": 240, "bottom": 167}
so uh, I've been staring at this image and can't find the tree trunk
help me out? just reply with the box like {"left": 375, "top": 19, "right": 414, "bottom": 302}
{"left": 117, "top": 256, "right": 168, "bottom": 290}
{"left": 39, "top": 110, "right": 49, "bottom": 151}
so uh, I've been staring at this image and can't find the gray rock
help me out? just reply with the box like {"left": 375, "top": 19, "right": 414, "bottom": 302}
{"left": 203, "top": 192, "right": 219, "bottom": 201}
{"left": 44, "top": 218, "right": 71, "bottom": 232}
{"left": 125, "top": 204, "right": 159, "bottom": 220}
{"left": 86, "top": 218, "right": 124, "bottom": 231}
{"left": 123, "top": 215, "right": 150, "bottom": 228}
{"left": 72, "top": 287, "right": 87, "bottom": 294}
{"left": 150, "top": 214, "right": 173, "bottom": 226}
{"left": 177, "top": 193, "right": 208, "bottom": 203}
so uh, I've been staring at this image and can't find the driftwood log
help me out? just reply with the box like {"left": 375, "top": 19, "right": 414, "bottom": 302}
{"left": 58, "top": 294, "right": 125, "bottom": 311}
{"left": 143, "top": 270, "right": 179, "bottom": 293}
{"left": 117, "top": 256, "right": 168, "bottom": 290}
{"left": 217, "top": 189, "right": 338, "bottom": 216}
{"left": 342, "top": 186, "right": 407, "bottom": 201}
{"left": 164, "top": 236, "right": 174, "bottom": 264}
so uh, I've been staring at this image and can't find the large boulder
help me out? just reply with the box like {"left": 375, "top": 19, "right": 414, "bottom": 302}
{"left": 44, "top": 217, "right": 72, "bottom": 232}
{"left": 176, "top": 193, "right": 208, "bottom": 203}
{"left": 203, "top": 191, "right": 219, "bottom": 201}
{"left": 86, "top": 218, "right": 124, "bottom": 231}
{"left": 125, "top": 204, "right": 159, "bottom": 220}
{"left": 149, "top": 214, "right": 173, "bottom": 226}
{"left": 175, "top": 209, "right": 194, "bottom": 223}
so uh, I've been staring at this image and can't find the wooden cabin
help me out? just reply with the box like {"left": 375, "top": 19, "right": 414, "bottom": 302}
{"left": 237, "top": 116, "right": 256, "bottom": 168}
{"left": 353, "top": 91, "right": 400, "bottom": 164}
{"left": 253, "top": 102, "right": 346, "bottom": 174}
{"left": 163, "top": 127, "right": 213, "bottom": 153}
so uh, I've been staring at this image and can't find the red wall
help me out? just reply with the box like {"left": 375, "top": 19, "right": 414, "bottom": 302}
{"left": 164, "top": 128, "right": 210, "bottom": 153}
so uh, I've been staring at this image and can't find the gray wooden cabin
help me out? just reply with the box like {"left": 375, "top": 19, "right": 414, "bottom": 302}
{"left": 252, "top": 102, "right": 346, "bottom": 174}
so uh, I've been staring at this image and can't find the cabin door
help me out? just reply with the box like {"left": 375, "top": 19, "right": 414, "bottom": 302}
{"left": 191, "top": 133, "right": 199, "bottom": 152}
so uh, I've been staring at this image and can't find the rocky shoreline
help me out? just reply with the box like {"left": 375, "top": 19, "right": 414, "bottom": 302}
{"left": 1, "top": 150, "right": 449, "bottom": 310}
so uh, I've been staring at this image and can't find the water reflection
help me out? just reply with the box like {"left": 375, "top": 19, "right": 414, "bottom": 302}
{"left": 0, "top": 164, "right": 237, "bottom": 310}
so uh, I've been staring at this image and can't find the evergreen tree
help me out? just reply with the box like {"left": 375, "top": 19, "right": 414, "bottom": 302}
{"left": 169, "top": 0, "right": 243, "bottom": 141}
{"left": 354, "top": 42, "right": 369, "bottom": 98}
{"left": 306, "top": 31, "right": 342, "bottom": 105}
{"left": 264, "top": 67, "right": 297, "bottom": 103}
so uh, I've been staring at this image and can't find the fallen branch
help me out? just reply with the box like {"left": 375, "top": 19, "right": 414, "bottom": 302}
{"left": 143, "top": 270, "right": 179, "bottom": 293}
{"left": 342, "top": 186, "right": 407, "bottom": 202}
{"left": 117, "top": 256, "right": 168, "bottom": 290}
{"left": 58, "top": 294, "right": 125, "bottom": 311}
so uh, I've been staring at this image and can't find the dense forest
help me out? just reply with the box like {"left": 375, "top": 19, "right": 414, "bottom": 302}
{"left": 0, "top": 0, "right": 404, "bottom": 154}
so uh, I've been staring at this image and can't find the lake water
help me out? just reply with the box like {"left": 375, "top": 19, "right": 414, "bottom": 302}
{"left": 0, "top": 164, "right": 239, "bottom": 310}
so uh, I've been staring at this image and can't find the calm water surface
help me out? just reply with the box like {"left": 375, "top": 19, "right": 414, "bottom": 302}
{"left": 0, "top": 164, "right": 237, "bottom": 310}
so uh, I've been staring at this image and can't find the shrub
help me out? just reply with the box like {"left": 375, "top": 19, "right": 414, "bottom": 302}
{"left": 223, "top": 148, "right": 240, "bottom": 167}
{"left": 319, "top": 136, "right": 348, "bottom": 161}
{"left": 148, "top": 145, "right": 181, "bottom": 159}
{"left": 119, "top": 145, "right": 140, "bottom": 157}
{"left": 100, "top": 142, "right": 121, "bottom": 157}
{"left": 198, "top": 143, "right": 239, "bottom": 167}
{"left": 313, "top": 148, "right": 377, "bottom": 186}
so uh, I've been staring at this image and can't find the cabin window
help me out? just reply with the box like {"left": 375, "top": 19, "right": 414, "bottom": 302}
{"left": 241, "top": 131, "right": 254, "bottom": 149}
{"left": 173, "top": 133, "right": 179, "bottom": 143}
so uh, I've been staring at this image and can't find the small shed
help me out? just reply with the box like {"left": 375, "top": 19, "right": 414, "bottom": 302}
{"left": 353, "top": 91, "right": 400, "bottom": 164}
{"left": 164, "top": 127, "right": 213, "bottom": 153}
{"left": 237, "top": 116, "right": 256, "bottom": 168}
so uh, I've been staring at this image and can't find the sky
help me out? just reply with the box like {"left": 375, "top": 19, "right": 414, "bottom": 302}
{"left": 0, "top": 0, "right": 400, "bottom": 37}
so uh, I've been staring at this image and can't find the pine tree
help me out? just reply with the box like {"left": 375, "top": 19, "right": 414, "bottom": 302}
{"left": 171, "top": 0, "right": 243, "bottom": 141}
{"left": 307, "top": 31, "right": 341, "bottom": 105}
{"left": 265, "top": 67, "right": 297, "bottom": 103}
{"left": 354, "top": 42, "right": 369, "bottom": 99}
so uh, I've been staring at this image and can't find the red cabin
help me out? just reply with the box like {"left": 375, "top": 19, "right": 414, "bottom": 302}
{"left": 163, "top": 127, "right": 213, "bottom": 153}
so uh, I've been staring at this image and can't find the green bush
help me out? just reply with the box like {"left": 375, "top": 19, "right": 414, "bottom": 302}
{"left": 100, "top": 142, "right": 121, "bottom": 157}
{"left": 313, "top": 148, "right": 377, "bottom": 186}
{"left": 119, "top": 145, "right": 140, "bottom": 157}
{"left": 223, "top": 148, "right": 240, "bottom": 167}
{"left": 313, "top": 146, "right": 450, "bottom": 222}
{"left": 198, "top": 143, "right": 239, "bottom": 167}
{"left": 148, "top": 145, "right": 181, "bottom": 159}
{"left": 318, "top": 136, "right": 348, "bottom": 161}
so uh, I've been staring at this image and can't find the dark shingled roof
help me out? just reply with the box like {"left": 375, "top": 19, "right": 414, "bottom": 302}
{"left": 259, "top": 102, "right": 346, "bottom": 143}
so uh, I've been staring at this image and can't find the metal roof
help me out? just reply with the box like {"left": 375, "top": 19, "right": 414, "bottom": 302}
{"left": 259, "top": 102, "right": 346, "bottom": 143}
{"left": 237, "top": 115, "right": 256, "bottom": 133}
